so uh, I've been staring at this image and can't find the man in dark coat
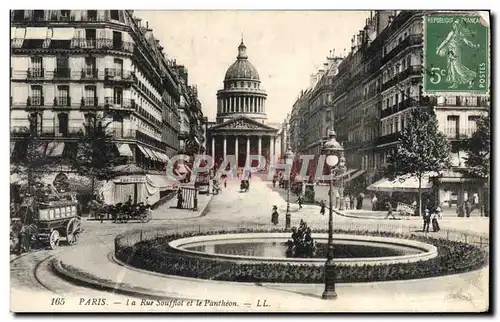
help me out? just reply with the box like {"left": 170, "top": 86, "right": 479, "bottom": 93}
{"left": 319, "top": 200, "right": 326, "bottom": 216}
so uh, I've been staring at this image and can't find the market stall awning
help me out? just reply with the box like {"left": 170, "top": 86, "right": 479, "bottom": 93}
{"left": 146, "top": 174, "right": 179, "bottom": 190}
{"left": 148, "top": 149, "right": 162, "bottom": 162}
{"left": 344, "top": 169, "right": 366, "bottom": 183}
{"left": 155, "top": 151, "right": 170, "bottom": 163}
{"left": 137, "top": 145, "right": 152, "bottom": 159}
{"left": 116, "top": 143, "right": 133, "bottom": 157}
{"left": 47, "top": 142, "right": 65, "bottom": 156}
{"left": 144, "top": 147, "right": 159, "bottom": 161}
{"left": 367, "top": 173, "right": 436, "bottom": 192}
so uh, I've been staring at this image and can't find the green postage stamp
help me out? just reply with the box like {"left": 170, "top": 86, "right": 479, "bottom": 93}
{"left": 424, "top": 12, "right": 490, "bottom": 95}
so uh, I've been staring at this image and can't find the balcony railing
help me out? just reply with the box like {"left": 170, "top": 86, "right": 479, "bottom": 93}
{"left": 380, "top": 98, "right": 419, "bottom": 118}
{"left": 27, "top": 96, "right": 44, "bottom": 107}
{"left": 71, "top": 38, "right": 134, "bottom": 53}
{"left": 109, "top": 129, "right": 136, "bottom": 139}
{"left": 382, "top": 34, "right": 423, "bottom": 65}
{"left": 27, "top": 68, "right": 44, "bottom": 79}
{"left": 444, "top": 127, "right": 477, "bottom": 139}
{"left": 54, "top": 68, "right": 72, "bottom": 79}
{"left": 382, "top": 66, "right": 422, "bottom": 92}
{"left": 81, "top": 68, "right": 99, "bottom": 79}
{"left": 104, "top": 97, "right": 134, "bottom": 110}
{"left": 81, "top": 97, "right": 99, "bottom": 108}
{"left": 376, "top": 132, "right": 401, "bottom": 146}
{"left": 104, "top": 68, "right": 134, "bottom": 81}
{"left": 53, "top": 96, "right": 71, "bottom": 107}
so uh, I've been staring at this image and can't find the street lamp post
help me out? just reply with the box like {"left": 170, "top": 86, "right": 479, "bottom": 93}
{"left": 321, "top": 129, "right": 344, "bottom": 300}
{"left": 284, "top": 146, "right": 294, "bottom": 230}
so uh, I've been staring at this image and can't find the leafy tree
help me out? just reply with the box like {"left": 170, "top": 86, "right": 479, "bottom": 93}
{"left": 10, "top": 128, "right": 58, "bottom": 198}
{"left": 70, "top": 112, "right": 126, "bottom": 194}
{"left": 387, "top": 107, "right": 451, "bottom": 216}
{"left": 462, "top": 114, "right": 490, "bottom": 216}
{"left": 463, "top": 114, "right": 490, "bottom": 179}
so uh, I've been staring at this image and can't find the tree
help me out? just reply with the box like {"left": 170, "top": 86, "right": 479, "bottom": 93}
{"left": 10, "top": 128, "right": 58, "bottom": 199}
{"left": 387, "top": 107, "right": 451, "bottom": 216}
{"left": 463, "top": 114, "right": 490, "bottom": 179}
{"left": 462, "top": 114, "right": 490, "bottom": 216}
{"left": 70, "top": 113, "right": 126, "bottom": 194}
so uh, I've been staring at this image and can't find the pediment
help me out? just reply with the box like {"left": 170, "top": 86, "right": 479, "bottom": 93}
{"left": 209, "top": 117, "right": 278, "bottom": 132}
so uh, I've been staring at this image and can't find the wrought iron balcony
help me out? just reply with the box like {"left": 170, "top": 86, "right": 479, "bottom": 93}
{"left": 443, "top": 127, "right": 477, "bottom": 139}
{"left": 104, "top": 97, "right": 135, "bottom": 110}
{"left": 27, "top": 96, "right": 44, "bottom": 107}
{"left": 81, "top": 68, "right": 99, "bottom": 79}
{"left": 53, "top": 96, "right": 71, "bottom": 107}
{"left": 380, "top": 99, "right": 418, "bottom": 118}
{"left": 81, "top": 97, "right": 99, "bottom": 108}
{"left": 71, "top": 38, "right": 134, "bottom": 53}
{"left": 382, "top": 66, "right": 422, "bottom": 92}
{"left": 54, "top": 68, "right": 72, "bottom": 79}
{"left": 27, "top": 68, "right": 44, "bottom": 79}
{"left": 104, "top": 68, "right": 134, "bottom": 81}
{"left": 382, "top": 34, "right": 423, "bottom": 65}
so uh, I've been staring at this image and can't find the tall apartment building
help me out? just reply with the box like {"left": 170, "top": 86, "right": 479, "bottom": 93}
{"left": 290, "top": 10, "right": 490, "bottom": 208}
{"left": 9, "top": 10, "right": 202, "bottom": 204}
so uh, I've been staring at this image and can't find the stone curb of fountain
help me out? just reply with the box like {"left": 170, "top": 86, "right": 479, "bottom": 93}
{"left": 51, "top": 258, "right": 196, "bottom": 301}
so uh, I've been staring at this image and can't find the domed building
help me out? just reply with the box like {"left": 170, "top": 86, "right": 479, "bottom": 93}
{"left": 207, "top": 40, "right": 278, "bottom": 168}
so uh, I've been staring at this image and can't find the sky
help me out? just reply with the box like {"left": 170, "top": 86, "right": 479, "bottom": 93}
{"left": 135, "top": 11, "right": 371, "bottom": 123}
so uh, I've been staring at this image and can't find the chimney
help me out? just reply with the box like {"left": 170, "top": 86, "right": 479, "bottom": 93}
{"left": 351, "top": 36, "right": 356, "bottom": 51}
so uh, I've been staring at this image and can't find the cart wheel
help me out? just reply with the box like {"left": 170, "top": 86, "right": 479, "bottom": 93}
{"left": 49, "top": 230, "right": 60, "bottom": 250}
{"left": 66, "top": 218, "right": 81, "bottom": 245}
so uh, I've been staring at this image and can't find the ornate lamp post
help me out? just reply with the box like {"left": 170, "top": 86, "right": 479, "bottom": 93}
{"left": 284, "top": 146, "right": 294, "bottom": 230}
{"left": 321, "top": 129, "right": 344, "bottom": 300}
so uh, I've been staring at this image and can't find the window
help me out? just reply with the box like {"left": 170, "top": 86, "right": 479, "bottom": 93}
{"left": 468, "top": 115, "right": 480, "bottom": 134}
{"left": 30, "top": 85, "right": 43, "bottom": 106}
{"left": 13, "top": 10, "right": 24, "bottom": 20}
{"left": 446, "top": 115, "right": 460, "bottom": 138}
{"left": 87, "top": 10, "right": 97, "bottom": 21}
{"left": 112, "top": 31, "right": 122, "bottom": 49}
{"left": 113, "top": 58, "right": 123, "bottom": 77}
{"left": 30, "top": 57, "right": 43, "bottom": 77}
{"left": 33, "top": 10, "right": 44, "bottom": 21}
{"left": 84, "top": 57, "right": 96, "bottom": 76}
{"left": 85, "top": 29, "right": 96, "bottom": 46}
{"left": 84, "top": 85, "right": 96, "bottom": 106}
{"left": 29, "top": 113, "right": 42, "bottom": 135}
{"left": 55, "top": 56, "right": 69, "bottom": 77}
{"left": 58, "top": 113, "right": 68, "bottom": 136}
{"left": 110, "top": 10, "right": 119, "bottom": 21}
{"left": 60, "top": 10, "right": 70, "bottom": 20}
{"left": 113, "top": 87, "right": 123, "bottom": 105}
{"left": 57, "top": 85, "right": 69, "bottom": 106}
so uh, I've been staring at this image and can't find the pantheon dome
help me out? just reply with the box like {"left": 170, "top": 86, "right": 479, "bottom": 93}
{"left": 216, "top": 40, "right": 267, "bottom": 123}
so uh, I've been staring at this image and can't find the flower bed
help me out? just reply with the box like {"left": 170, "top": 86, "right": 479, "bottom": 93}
{"left": 115, "top": 228, "right": 488, "bottom": 284}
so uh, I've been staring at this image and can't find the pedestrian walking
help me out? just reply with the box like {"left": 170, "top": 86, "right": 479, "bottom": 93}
{"left": 224, "top": 178, "right": 227, "bottom": 188}
{"left": 319, "top": 200, "right": 326, "bottom": 216}
{"left": 423, "top": 209, "right": 431, "bottom": 233}
{"left": 271, "top": 205, "right": 279, "bottom": 225}
{"left": 350, "top": 194, "right": 355, "bottom": 210}
{"left": 371, "top": 194, "right": 378, "bottom": 211}
{"left": 465, "top": 200, "right": 471, "bottom": 217}
{"left": 431, "top": 207, "right": 442, "bottom": 232}
{"left": 176, "top": 189, "right": 183, "bottom": 209}
{"left": 344, "top": 195, "right": 350, "bottom": 210}
{"left": 384, "top": 201, "right": 396, "bottom": 219}
{"left": 297, "top": 195, "right": 303, "bottom": 209}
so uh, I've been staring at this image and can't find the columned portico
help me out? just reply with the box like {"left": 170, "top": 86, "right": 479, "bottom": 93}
{"left": 208, "top": 40, "right": 278, "bottom": 168}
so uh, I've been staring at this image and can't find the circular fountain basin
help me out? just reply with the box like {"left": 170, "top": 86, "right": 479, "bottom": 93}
{"left": 168, "top": 233, "right": 438, "bottom": 266}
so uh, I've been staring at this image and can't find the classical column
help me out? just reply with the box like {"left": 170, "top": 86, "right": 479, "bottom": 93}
{"left": 269, "top": 136, "right": 274, "bottom": 160}
{"left": 235, "top": 136, "right": 239, "bottom": 167}
{"left": 258, "top": 136, "right": 262, "bottom": 157}
{"left": 246, "top": 135, "right": 250, "bottom": 167}
{"left": 211, "top": 136, "right": 215, "bottom": 158}
{"left": 223, "top": 136, "right": 227, "bottom": 159}
{"left": 273, "top": 137, "right": 277, "bottom": 160}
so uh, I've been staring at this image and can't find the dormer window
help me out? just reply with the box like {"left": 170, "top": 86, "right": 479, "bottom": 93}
{"left": 110, "top": 10, "right": 119, "bottom": 21}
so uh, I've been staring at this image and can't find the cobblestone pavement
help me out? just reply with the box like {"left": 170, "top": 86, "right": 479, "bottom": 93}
{"left": 10, "top": 176, "right": 490, "bottom": 312}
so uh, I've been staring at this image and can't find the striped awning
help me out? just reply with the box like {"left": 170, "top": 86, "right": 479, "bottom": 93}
{"left": 47, "top": 142, "right": 65, "bottom": 157}
{"left": 116, "top": 143, "right": 133, "bottom": 157}
{"left": 144, "top": 147, "right": 159, "bottom": 161}
{"left": 137, "top": 145, "right": 152, "bottom": 159}
{"left": 148, "top": 149, "right": 162, "bottom": 162}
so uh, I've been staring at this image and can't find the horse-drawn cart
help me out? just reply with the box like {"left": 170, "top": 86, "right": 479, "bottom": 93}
{"left": 12, "top": 196, "right": 82, "bottom": 250}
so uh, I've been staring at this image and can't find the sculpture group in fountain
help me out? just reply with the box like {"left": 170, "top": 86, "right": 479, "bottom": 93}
{"left": 286, "top": 220, "right": 317, "bottom": 258}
